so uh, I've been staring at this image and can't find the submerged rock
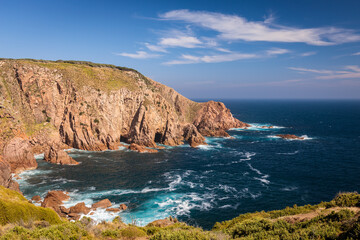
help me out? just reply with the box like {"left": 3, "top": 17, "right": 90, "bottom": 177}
{"left": 276, "top": 134, "right": 304, "bottom": 140}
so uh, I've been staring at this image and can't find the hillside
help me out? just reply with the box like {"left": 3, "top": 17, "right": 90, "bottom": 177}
{"left": 0, "top": 58, "right": 248, "bottom": 190}
{"left": 0, "top": 186, "right": 359, "bottom": 239}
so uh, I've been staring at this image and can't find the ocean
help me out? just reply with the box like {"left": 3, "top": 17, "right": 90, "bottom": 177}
{"left": 17, "top": 99, "right": 360, "bottom": 229}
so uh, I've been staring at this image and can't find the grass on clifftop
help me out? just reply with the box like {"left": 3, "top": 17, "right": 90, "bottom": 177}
{"left": 0, "top": 186, "right": 61, "bottom": 226}
{"left": 1, "top": 58, "right": 153, "bottom": 92}
{"left": 0, "top": 188, "right": 360, "bottom": 239}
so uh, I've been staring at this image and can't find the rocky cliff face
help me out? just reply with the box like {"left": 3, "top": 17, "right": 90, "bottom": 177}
{"left": 0, "top": 59, "right": 248, "bottom": 188}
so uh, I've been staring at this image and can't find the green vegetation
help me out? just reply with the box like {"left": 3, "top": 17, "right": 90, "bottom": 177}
{"left": 0, "top": 186, "right": 61, "bottom": 226}
{"left": 1, "top": 186, "right": 360, "bottom": 239}
{"left": 0, "top": 58, "right": 154, "bottom": 92}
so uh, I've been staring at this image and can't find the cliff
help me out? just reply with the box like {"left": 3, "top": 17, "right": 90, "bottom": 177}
{"left": 0, "top": 59, "right": 248, "bottom": 188}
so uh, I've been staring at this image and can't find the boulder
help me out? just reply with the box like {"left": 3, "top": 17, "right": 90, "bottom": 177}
{"left": 41, "top": 190, "right": 70, "bottom": 216}
{"left": 31, "top": 195, "right": 42, "bottom": 203}
{"left": 106, "top": 208, "right": 120, "bottom": 212}
{"left": 91, "top": 199, "right": 112, "bottom": 209}
{"left": 119, "top": 203, "right": 128, "bottom": 210}
{"left": 129, "top": 143, "right": 158, "bottom": 153}
{"left": 44, "top": 143, "right": 79, "bottom": 165}
{"left": 69, "top": 202, "right": 90, "bottom": 215}
{"left": 68, "top": 212, "right": 80, "bottom": 221}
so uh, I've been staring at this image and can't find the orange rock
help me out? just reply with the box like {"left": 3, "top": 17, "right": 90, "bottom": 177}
{"left": 106, "top": 208, "right": 120, "bottom": 212}
{"left": 31, "top": 195, "right": 41, "bottom": 203}
{"left": 69, "top": 202, "right": 90, "bottom": 215}
{"left": 276, "top": 134, "right": 304, "bottom": 140}
{"left": 129, "top": 143, "right": 158, "bottom": 153}
{"left": 119, "top": 204, "right": 128, "bottom": 210}
{"left": 92, "top": 199, "right": 112, "bottom": 209}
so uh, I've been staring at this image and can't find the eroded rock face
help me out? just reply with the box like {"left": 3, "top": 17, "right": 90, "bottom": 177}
{"left": 44, "top": 143, "right": 78, "bottom": 165}
{"left": 2, "top": 137, "right": 37, "bottom": 173}
{"left": 0, "top": 59, "right": 248, "bottom": 189}
{"left": 41, "top": 190, "right": 70, "bottom": 216}
{"left": 0, "top": 156, "right": 20, "bottom": 192}
{"left": 193, "top": 101, "right": 250, "bottom": 137}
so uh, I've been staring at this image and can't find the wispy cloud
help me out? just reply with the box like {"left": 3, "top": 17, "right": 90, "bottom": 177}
{"left": 289, "top": 65, "right": 360, "bottom": 80}
{"left": 160, "top": 9, "right": 360, "bottom": 46}
{"left": 159, "top": 36, "right": 202, "bottom": 48}
{"left": 145, "top": 43, "right": 168, "bottom": 53}
{"left": 116, "top": 51, "right": 161, "bottom": 59}
{"left": 164, "top": 52, "right": 258, "bottom": 65}
{"left": 353, "top": 52, "right": 360, "bottom": 56}
{"left": 300, "top": 51, "right": 317, "bottom": 57}
{"left": 266, "top": 48, "right": 290, "bottom": 55}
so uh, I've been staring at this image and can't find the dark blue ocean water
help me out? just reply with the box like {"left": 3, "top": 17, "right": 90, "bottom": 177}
{"left": 18, "top": 100, "right": 360, "bottom": 229}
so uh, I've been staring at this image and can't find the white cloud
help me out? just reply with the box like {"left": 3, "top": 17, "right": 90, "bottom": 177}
{"left": 159, "top": 36, "right": 202, "bottom": 48}
{"left": 289, "top": 65, "right": 360, "bottom": 80}
{"left": 116, "top": 51, "right": 161, "bottom": 59}
{"left": 163, "top": 52, "right": 258, "bottom": 65}
{"left": 353, "top": 52, "right": 360, "bottom": 56}
{"left": 288, "top": 67, "right": 334, "bottom": 74}
{"left": 145, "top": 43, "right": 168, "bottom": 53}
{"left": 300, "top": 51, "right": 317, "bottom": 57}
{"left": 266, "top": 48, "right": 290, "bottom": 55}
{"left": 160, "top": 9, "right": 360, "bottom": 46}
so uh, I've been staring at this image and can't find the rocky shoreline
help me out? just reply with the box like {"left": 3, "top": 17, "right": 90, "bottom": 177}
{"left": 0, "top": 59, "right": 248, "bottom": 193}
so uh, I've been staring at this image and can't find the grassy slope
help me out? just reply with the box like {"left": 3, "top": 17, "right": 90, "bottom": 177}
{"left": 0, "top": 186, "right": 61, "bottom": 226}
{"left": 0, "top": 187, "right": 360, "bottom": 239}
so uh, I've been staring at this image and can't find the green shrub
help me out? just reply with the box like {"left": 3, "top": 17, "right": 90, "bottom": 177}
{"left": 120, "top": 226, "right": 147, "bottom": 239}
{"left": 0, "top": 186, "right": 61, "bottom": 226}
{"left": 332, "top": 192, "right": 360, "bottom": 207}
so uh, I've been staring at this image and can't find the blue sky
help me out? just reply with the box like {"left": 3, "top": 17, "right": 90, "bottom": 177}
{"left": 1, "top": 0, "right": 360, "bottom": 99}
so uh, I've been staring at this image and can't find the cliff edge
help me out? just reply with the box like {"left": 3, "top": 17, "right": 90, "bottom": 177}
{"left": 0, "top": 59, "right": 248, "bottom": 188}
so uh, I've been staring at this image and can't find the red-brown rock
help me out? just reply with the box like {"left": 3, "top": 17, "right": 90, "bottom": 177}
{"left": 106, "top": 208, "right": 120, "bottom": 212}
{"left": 2, "top": 137, "right": 37, "bottom": 173}
{"left": 276, "top": 134, "right": 305, "bottom": 140}
{"left": 41, "top": 190, "right": 70, "bottom": 216}
{"left": 67, "top": 212, "right": 80, "bottom": 220}
{"left": 119, "top": 203, "right": 128, "bottom": 210}
{"left": 44, "top": 143, "right": 79, "bottom": 165}
{"left": 129, "top": 143, "right": 158, "bottom": 153}
{"left": 31, "top": 195, "right": 41, "bottom": 203}
{"left": 69, "top": 202, "right": 90, "bottom": 215}
{"left": 91, "top": 199, "right": 112, "bottom": 209}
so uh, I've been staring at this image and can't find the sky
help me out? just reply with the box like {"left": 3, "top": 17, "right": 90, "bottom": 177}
{"left": 1, "top": 0, "right": 360, "bottom": 99}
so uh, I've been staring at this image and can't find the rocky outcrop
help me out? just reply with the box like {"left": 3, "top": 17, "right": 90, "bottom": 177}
{"left": 0, "top": 59, "right": 248, "bottom": 189}
{"left": 128, "top": 143, "right": 158, "bottom": 153}
{"left": 276, "top": 134, "right": 305, "bottom": 140}
{"left": 0, "top": 156, "right": 20, "bottom": 192}
{"left": 69, "top": 202, "right": 91, "bottom": 215}
{"left": 119, "top": 203, "right": 128, "bottom": 210}
{"left": 193, "top": 101, "right": 250, "bottom": 137}
{"left": 31, "top": 195, "right": 41, "bottom": 203}
{"left": 44, "top": 143, "right": 78, "bottom": 165}
{"left": 91, "top": 199, "right": 112, "bottom": 209}
{"left": 41, "top": 190, "right": 70, "bottom": 216}
{"left": 2, "top": 137, "right": 37, "bottom": 173}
